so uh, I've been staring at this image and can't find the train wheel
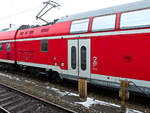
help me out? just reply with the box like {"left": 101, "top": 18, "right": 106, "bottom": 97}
{"left": 51, "top": 71, "right": 62, "bottom": 83}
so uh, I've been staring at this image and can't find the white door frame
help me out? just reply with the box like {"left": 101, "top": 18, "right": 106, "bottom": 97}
{"left": 68, "top": 40, "right": 78, "bottom": 76}
{"left": 68, "top": 39, "right": 91, "bottom": 78}
{"left": 79, "top": 39, "right": 91, "bottom": 78}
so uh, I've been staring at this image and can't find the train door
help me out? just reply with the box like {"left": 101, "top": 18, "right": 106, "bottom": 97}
{"left": 68, "top": 40, "right": 78, "bottom": 76}
{"left": 79, "top": 39, "right": 91, "bottom": 78}
{"left": 68, "top": 39, "right": 91, "bottom": 78}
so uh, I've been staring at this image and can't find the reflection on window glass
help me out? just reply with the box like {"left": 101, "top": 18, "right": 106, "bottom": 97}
{"left": 0, "top": 42, "right": 3, "bottom": 51}
{"left": 41, "top": 39, "right": 48, "bottom": 52}
{"left": 71, "top": 46, "right": 76, "bottom": 69}
{"left": 6, "top": 42, "right": 10, "bottom": 51}
{"left": 92, "top": 14, "right": 116, "bottom": 32}
{"left": 120, "top": 9, "right": 150, "bottom": 29}
{"left": 81, "top": 46, "right": 86, "bottom": 71}
{"left": 70, "top": 19, "right": 89, "bottom": 33}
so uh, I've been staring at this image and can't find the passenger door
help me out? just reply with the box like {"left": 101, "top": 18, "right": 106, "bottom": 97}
{"left": 68, "top": 39, "right": 91, "bottom": 78}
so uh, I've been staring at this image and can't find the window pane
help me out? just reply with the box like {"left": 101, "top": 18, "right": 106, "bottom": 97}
{"left": 92, "top": 14, "right": 116, "bottom": 32}
{"left": 70, "top": 19, "right": 89, "bottom": 33}
{"left": 81, "top": 46, "right": 86, "bottom": 71}
{"left": 0, "top": 42, "right": 3, "bottom": 51}
{"left": 41, "top": 39, "right": 48, "bottom": 52}
{"left": 120, "top": 9, "right": 150, "bottom": 29}
{"left": 6, "top": 42, "right": 10, "bottom": 51}
{"left": 71, "top": 46, "right": 76, "bottom": 69}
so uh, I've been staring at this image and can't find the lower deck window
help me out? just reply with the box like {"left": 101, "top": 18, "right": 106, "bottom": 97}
{"left": 6, "top": 42, "right": 10, "bottom": 51}
{"left": 0, "top": 42, "right": 3, "bottom": 51}
{"left": 41, "top": 39, "right": 48, "bottom": 52}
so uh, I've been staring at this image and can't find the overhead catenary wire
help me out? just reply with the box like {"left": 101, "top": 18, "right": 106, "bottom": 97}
{"left": 36, "top": 0, "right": 61, "bottom": 24}
{"left": 0, "top": 5, "right": 42, "bottom": 21}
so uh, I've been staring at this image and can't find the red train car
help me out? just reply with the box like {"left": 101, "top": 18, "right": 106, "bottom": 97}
{"left": 0, "top": 30, "right": 17, "bottom": 64}
{"left": 0, "top": 0, "right": 150, "bottom": 94}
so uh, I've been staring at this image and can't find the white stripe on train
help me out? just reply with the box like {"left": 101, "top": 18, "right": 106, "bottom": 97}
{"left": 0, "top": 59, "right": 149, "bottom": 88}
{"left": 0, "top": 28, "right": 150, "bottom": 43}
{"left": 17, "top": 61, "right": 150, "bottom": 88}
{"left": 0, "top": 59, "right": 15, "bottom": 64}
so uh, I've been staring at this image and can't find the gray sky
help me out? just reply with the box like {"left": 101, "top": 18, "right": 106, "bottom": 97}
{"left": 0, "top": 0, "right": 140, "bottom": 30}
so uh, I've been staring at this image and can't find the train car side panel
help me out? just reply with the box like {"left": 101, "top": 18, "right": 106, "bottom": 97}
{"left": 0, "top": 31, "right": 17, "bottom": 63}
{"left": 91, "top": 33, "right": 150, "bottom": 82}
{"left": 16, "top": 38, "right": 68, "bottom": 70}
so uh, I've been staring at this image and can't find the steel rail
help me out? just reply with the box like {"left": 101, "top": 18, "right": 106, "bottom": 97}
{"left": 0, "top": 82, "right": 77, "bottom": 113}
{"left": 0, "top": 106, "right": 10, "bottom": 113}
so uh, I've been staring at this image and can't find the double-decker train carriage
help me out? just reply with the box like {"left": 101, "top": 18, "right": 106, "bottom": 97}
{"left": 0, "top": 0, "right": 150, "bottom": 94}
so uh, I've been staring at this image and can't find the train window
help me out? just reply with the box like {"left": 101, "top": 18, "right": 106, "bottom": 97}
{"left": 92, "top": 14, "right": 116, "bottom": 32}
{"left": 120, "top": 9, "right": 150, "bottom": 29}
{"left": 6, "top": 42, "right": 10, "bottom": 51}
{"left": 0, "top": 42, "right": 3, "bottom": 51}
{"left": 41, "top": 28, "right": 49, "bottom": 33}
{"left": 70, "top": 19, "right": 89, "bottom": 34}
{"left": 29, "top": 30, "right": 34, "bottom": 34}
{"left": 81, "top": 46, "right": 86, "bottom": 71}
{"left": 41, "top": 39, "right": 48, "bottom": 52}
{"left": 20, "top": 32, "right": 24, "bottom": 35}
{"left": 71, "top": 46, "right": 76, "bottom": 69}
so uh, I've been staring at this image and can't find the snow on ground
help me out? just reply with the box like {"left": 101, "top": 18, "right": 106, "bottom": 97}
{"left": 75, "top": 98, "right": 143, "bottom": 113}
{"left": 24, "top": 80, "right": 35, "bottom": 84}
{"left": 50, "top": 87, "right": 79, "bottom": 97}
{"left": 51, "top": 87, "right": 69, "bottom": 96}
{"left": 126, "top": 109, "right": 143, "bottom": 113}
{"left": 0, "top": 73, "right": 36, "bottom": 84}
{"left": 46, "top": 86, "right": 143, "bottom": 113}
{"left": 0, "top": 72, "right": 20, "bottom": 81}
{"left": 0, "top": 72, "right": 143, "bottom": 113}
{"left": 75, "top": 97, "right": 120, "bottom": 108}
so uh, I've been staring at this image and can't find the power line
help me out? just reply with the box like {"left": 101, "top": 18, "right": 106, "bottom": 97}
{"left": 0, "top": 5, "right": 41, "bottom": 21}
{"left": 36, "top": 0, "right": 61, "bottom": 24}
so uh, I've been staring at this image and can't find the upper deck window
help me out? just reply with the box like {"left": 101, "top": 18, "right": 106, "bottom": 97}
{"left": 70, "top": 19, "right": 89, "bottom": 34}
{"left": 120, "top": 9, "right": 150, "bottom": 29}
{"left": 92, "top": 14, "right": 116, "bottom": 32}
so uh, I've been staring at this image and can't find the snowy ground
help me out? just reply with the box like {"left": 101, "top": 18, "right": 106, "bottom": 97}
{"left": 47, "top": 87, "right": 143, "bottom": 113}
{"left": 0, "top": 72, "right": 144, "bottom": 113}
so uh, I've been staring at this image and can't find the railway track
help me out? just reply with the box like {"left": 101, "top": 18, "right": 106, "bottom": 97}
{"left": 0, "top": 70, "right": 149, "bottom": 113}
{"left": 0, "top": 83, "right": 76, "bottom": 113}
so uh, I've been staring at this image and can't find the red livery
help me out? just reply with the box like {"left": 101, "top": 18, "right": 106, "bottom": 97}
{"left": 0, "top": 0, "right": 150, "bottom": 94}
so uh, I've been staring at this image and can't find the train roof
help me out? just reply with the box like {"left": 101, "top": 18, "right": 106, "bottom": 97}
{"left": 57, "top": 0, "right": 150, "bottom": 22}
{"left": 0, "top": 25, "right": 23, "bottom": 32}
